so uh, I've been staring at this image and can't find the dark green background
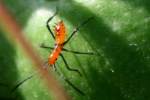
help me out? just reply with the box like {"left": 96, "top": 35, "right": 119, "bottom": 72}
{"left": 0, "top": 0, "right": 150, "bottom": 100}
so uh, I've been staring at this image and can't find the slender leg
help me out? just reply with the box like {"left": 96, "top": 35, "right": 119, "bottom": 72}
{"left": 43, "top": 60, "right": 49, "bottom": 69}
{"left": 54, "top": 64, "right": 85, "bottom": 95}
{"left": 10, "top": 74, "right": 34, "bottom": 93}
{"left": 40, "top": 43, "right": 54, "bottom": 50}
{"left": 62, "top": 48, "right": 95, "bottom": 55}
{"left": 40, "top": 43, "right": 95, "bottom": 55}
{"left": 65, "top": 79, "right": 85, "bottom": 95}
{"left": 60, "top": 54, "right": 82, "bottom": 76}
{"left": 46, "top": 8, "right": 58, "bottom": 39}
{"left": 53, "top": 64, "right": 57, "bottom": 71}
{"left": 63, "top": 17, "right": 94, "bottom": 45}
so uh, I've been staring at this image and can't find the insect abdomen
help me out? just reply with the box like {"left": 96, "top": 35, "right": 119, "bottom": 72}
{"left": 48, "top": 45, "right": 62, "bottom": 65}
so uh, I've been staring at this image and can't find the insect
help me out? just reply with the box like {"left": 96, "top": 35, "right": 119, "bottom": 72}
{"left": 40, "top": 8, "right": 94, "bottom": 95}
{"left": 41, "top": 9, "right": 94, "bottom": 75}
{"left": 1, "top": 8, "right": 94, "bottom": 96}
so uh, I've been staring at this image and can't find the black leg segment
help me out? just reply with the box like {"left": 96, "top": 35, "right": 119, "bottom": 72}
{"left": 63, "top": 17, "right": 94, "bottom": 45}
{"left": 60, "top": 54, "right": 82, "bottom": 76}
{"left": 55, "top": 64, "right": 85, "bottom": 95}
{"left": 46, "top": 8, "right": 58, "bottom": 39}
{"left": 11, "top": 74, "right": 34, "bottom": 93}
{"left": 40, "top": 43, "right": 54, "bottom": 50}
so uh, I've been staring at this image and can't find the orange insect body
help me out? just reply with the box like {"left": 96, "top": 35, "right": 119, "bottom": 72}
{"left": 48, "top": 21, "right": 66, "bottom": 65}
{"left": 55, "top": 21, "right": 66, "bottom": 44}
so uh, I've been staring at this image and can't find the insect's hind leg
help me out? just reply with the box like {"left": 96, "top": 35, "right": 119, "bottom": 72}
{"left": 54, "top": 64, "right": 85, "bottom": 95}
{"left": 46, "top": 7, "right": 58, "bottom": 39}
{"left": 60, "top": 54, "right": 82, "bottom": 76}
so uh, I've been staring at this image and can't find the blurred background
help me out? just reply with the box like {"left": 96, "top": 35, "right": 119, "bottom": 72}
{"left": 0, "top": 0, "right": 150, "bottom": 100}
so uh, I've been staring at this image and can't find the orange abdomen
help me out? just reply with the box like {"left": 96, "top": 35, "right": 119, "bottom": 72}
{"left": 48, "top": 45, "right": 62, "bottom": 65}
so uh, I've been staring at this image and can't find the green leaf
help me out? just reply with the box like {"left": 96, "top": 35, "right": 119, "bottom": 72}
{"left": 1, "top": 0, "right": 150, "bottom": 100}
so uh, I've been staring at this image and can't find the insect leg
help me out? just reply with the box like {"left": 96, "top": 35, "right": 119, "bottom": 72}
{"left": 60, "top": 54, "right": 82, "bottom": 76}
{"left": 64, "top": 78, "right": 85, "bottom": 95}
{"left": 53, "top": 64, "right": 57, "bottom": 71}
{"left": 40, "top": 43, "right": 54, "bottom": 50}
{"left": 61, "top": 48, "right": 95, "bottom": 55}
{"left": 46, "top": 7, "right": 58, "bottom": 39}
{"left": 40, "top": 43, "right": 95, "bottom": 55}
{"left": 0, "top": 75, "right": 34, "bottom": 99}
{"left": 10, "top": 74, "right": 34, "bottom": 93}
{"left": 40, "top": 44, "right": 61, "bottom": 53}
{"left": 54, "top": 64, "right": 85, "bottom": 95}
{"left": 63, "top": 17, "right": 94, "bottom": 45}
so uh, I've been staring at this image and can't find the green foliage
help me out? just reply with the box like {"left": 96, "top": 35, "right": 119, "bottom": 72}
{"left": 1, "top": 0, "right": 150, "bottom": 100}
